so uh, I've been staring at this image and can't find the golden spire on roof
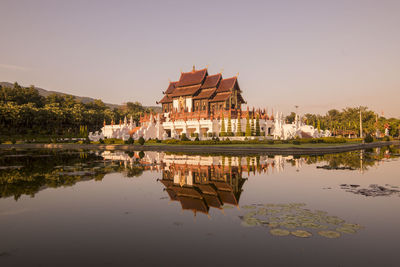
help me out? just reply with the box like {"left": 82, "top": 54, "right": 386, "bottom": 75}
{"left": 192, "top": 65, "right": 196, "bottom": 72}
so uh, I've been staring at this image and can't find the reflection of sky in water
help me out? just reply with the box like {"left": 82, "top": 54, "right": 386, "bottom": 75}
{"left": 0, "top": 148, "right": 399, "bottom": 266}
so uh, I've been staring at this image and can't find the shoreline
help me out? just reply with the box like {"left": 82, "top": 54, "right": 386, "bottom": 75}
{"left": 0, "top": 141, "right": 399, "bottom": 155}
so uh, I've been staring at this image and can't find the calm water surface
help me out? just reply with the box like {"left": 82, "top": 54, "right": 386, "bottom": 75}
{"left": 0, "top": 147, "right": 399, "bottom": 267}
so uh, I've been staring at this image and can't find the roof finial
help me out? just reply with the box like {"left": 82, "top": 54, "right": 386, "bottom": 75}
{"left": 206, "top": 64, "right": 209, "bottom": 69}
{"left": 192, "top": 65, "right": 196, "bottom": 72}
{"left": 220, "top": 68, "right": 224, "bottom": 74}
{"left": 236, "top": 72, "right": 239, "bottom": 77}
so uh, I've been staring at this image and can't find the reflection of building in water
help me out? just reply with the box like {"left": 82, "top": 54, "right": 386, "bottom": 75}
{"left": 101, "top": 151, "right": 306, "bottom": 175}
{"left": 157, "top": 155, "right": 303, "bottom": 215}
{"left": 100, "top": 151, "right": 306, "bottom": 215}
{"left": 160, "top": 160, "right": 246, "bottom": 215}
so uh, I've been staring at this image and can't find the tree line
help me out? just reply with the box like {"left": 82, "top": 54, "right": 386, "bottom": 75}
{"left": 286, "top": 107, "right": 400, "bottom": 137}
{"left": 0, "top": 82, "right": 155, "bottom": 136}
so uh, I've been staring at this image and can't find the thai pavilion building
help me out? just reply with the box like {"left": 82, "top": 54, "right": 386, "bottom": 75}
{"left": 90, "top": 66, "right": 330, "bottom": 141}
{"left": 139, "top": 66, "right": 275, "bottom": 140}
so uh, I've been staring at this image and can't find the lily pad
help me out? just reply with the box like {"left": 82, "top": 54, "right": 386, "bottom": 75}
{"left": 268, "top": 217, "right": 280, "bottom": 222}
{"left": 267, "top": 209, "right": 281, "bottom": 214}
{"left": 291, "top": 230, "right": 312, "bottom": 238}
{"left": 270, "top": 228, "right": 290, "bottom": 236}
{"left": 243, "top": 211, "right": 257, "bottom": 219}
{"left": 268, "top": 222, "right": 280, "bottom": 228}
{"left": 257, "top": 208, "right": 268, "bottom": 216}
{"left": 241, "top": 217, "right": 260, "bottom": 227}
{"left": 325, "top": 216, "right": 345, "bottom": 225}
{"left": 242, "top": 205, "right": 256, "bottom": 209}
{"left": 336, "top": 227, "right": 356, "bottom": 234}
{"left": 318, "top": 230, "right": 341, "bottom": 238}
{"left": 301, "top": 222, "right": 323, "bottom": 229}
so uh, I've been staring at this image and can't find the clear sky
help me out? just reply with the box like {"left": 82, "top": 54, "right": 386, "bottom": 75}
{"left": 1, "top": 0, "right": 399, "bottom": 117}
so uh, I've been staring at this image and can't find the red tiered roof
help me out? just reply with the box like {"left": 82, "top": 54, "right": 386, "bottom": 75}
{"left": 158, "top": 67, "right": 245, "bottom": 105}
{"left": 216, "top": 77, "right": 237, "bottom": 92}
{"left": 164, "top": 81, "right": 177, "bottom": 94}
{"left": 210, "top": 92, "right": 231, "bottom": 102}
{"left": 193, "top": 88, "right": 216, "bottom": 100}
{"left": 200, "top": 73, "right": 222, "bottom": 89}
{"left": 159, "top": 94, "right": 172, "bottom": 103}
{"left": 170, "top": 84, "right": 202, "bottom": 97}
{"left": 176, "top": 68, "right": 208, "bottom": 87}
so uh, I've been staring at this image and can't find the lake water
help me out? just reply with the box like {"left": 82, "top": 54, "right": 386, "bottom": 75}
{"left": 0, "top": 147, "right": 399, "bottom": 267}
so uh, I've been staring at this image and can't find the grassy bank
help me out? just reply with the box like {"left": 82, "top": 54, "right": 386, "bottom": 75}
{"left": 0, "top": 135, "right": 396, "bottom": 148}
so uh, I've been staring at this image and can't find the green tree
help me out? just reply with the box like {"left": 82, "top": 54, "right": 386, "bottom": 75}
{"left": 220, "top": 112, "right": 226, "bottom": 136}
{"left": 227, "top": 112, "right": 232, "bottom": 135}
{"left": 251, "top": 116, "right": 255, "bottom": 136}
{"left": 236, "top": 116, "right": 242, "bottom": 136}
{"left": 255, "top": 114, "right": 260, "bottom": 136}
{"left": 285, "top": 112, "right": 296, "bottom": 124}
{"left": 245, "top": 113, "right": 251, "bottom": 136}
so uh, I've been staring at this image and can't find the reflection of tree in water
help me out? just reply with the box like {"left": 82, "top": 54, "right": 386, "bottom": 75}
{"left": 304, "top": 146, "right": 400, "bottom": 171}
{"left": 125, "top": 166, "right": 144, "bottom": 177}
{"left": 1, "top": 146, "right": 399, "bottom": 201}
{"left": 0, "top": 150, "right": 143, "bottom": 200}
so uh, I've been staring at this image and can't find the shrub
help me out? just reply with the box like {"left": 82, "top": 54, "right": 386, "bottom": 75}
{"left": 125, "top": 136, "right": 134, "bottom": 144}
{"left": 138, "top": 151, "right": 145, "bottom": 159}
{"left": 156, "top": 138, "right": 161, "bottom": 143}
{"left": 104, "top": 138, "right": 114, "bottom": 144}
{"left": 292, "top": 140, "right": 301, "bottom": 145}
{"left": 162, "top": 139, "right": 180, "bottom": 144}
{"left": 99, "top": 138, "right": 104, "bottom": 144}
{"left": 208, "top": 132, "right": 213, "bottom": 137}
{"left": 194, "top": 137, "right": 200, "bottom": 141}
{"left": 103, "top": 138, "right": 123, "bottom": 144}
{"left": 215, "top": 137, "right": 220, "bottom": 142}
{"left": 11, "top": 138, "right": 16, "bottom": 144}
{"left": 383, "top": 136, "right": 390, "bottom": 141}
{"left": 138, "top": 137, "right": 145, "bottom": 145}
{"left": 180, "top": 133, "right": 190, "bottom": 141}
{"left": 364, "top": 134, "right": 374, "bottom": 143}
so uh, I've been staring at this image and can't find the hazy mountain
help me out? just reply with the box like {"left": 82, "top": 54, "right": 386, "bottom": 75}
{"left": 0, "top": 81, "right": 161, "bottom": 112}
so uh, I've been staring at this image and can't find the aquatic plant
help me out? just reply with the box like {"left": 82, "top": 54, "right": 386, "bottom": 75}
{"left": 238, "top": 203, "right": 364, "bottom": 239}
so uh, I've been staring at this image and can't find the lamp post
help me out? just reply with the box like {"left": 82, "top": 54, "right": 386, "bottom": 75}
{"left": 359, "top": 107, "right": 363, "bottom": 139}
